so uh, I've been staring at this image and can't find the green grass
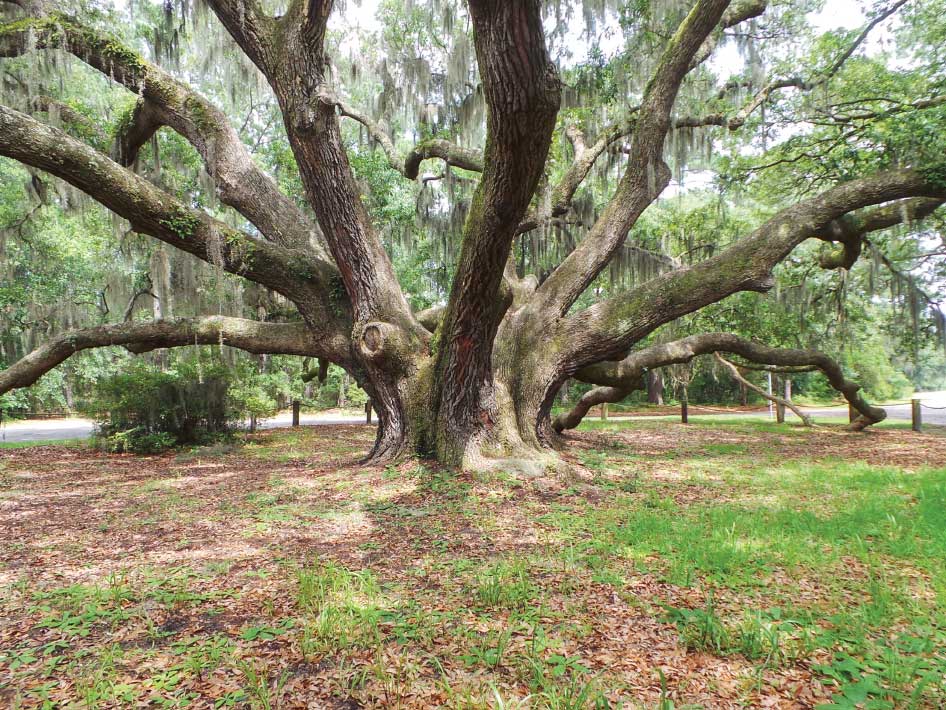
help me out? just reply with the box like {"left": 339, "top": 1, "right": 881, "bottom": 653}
{"left": 539, "top": 451, "right": 946, "bottom": 708}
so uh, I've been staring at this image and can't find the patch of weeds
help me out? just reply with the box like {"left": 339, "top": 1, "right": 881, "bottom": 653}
{"left": 234, "top": 658, "right": 289, "bottom": 710}
{"left": 31, "top": 574, "right": 137, "bottom": 638}
{"left": 296, "top": 561, "right": 386, "bottom": 655}
{"left": 74, "top": 643, "right": 137, "bottom": 707}
{"left": 461, "top": 627, "right": 513, "bottom": 669}
{"left": 662, "top": 595, "right": 729, "bottom": 654}
{"left": 520, "top": 632, "right": 606, "bottom": 710}
{"left": 703, "top": 443, "right": 747, "bottom": 456}
{"left": 172, "top": 634, "right": 234, "bottom": 678}
{"left": 579, "top": 450, "right": 608, "bottom": 473}
{"left": 415, "top": 466, "right": 472, "bottom": 501}
{"left": 240, "top": 618, "right": 295, "bottom": 642}
{"left": 473, "top": 560, "right": 538, "bottom": 610}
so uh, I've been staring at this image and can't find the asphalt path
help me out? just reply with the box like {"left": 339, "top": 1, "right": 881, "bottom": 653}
{"left": 0, "top": 411, "right": 367, "bottom": 443}
{"left": 3, "top": 393, "right": 944, "bottom": 443}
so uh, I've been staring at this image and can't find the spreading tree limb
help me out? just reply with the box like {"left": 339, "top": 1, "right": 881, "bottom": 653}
{"left": 0, "top": 104, "right": 347, "bottom": 339}
{"left": 0, "top": 12, "right": 328, "bottom": 258}
{"left": 533, "top": 0, "right": 731, "bottom": 317}
{"left": 562, "top": 168, "right": 946, "bottom": 368}
{"left": 0, "top": 317, "right": 338, "bottom": 396}
{"left": 556, "top": 333, "right": 885, "bottom": 432}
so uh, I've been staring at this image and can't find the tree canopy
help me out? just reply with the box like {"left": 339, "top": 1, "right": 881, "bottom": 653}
{"left": 0, "top": 0, "right": 944, "bottom": 466}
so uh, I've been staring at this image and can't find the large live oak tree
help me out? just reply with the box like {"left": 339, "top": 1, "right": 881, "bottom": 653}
{"left": 0, "top": 0, "right": 943, "bottom": 467}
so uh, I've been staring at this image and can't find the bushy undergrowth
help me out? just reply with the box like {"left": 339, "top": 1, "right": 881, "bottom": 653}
{"left": 84, "top": 359, "right": 238, "bottom": 453}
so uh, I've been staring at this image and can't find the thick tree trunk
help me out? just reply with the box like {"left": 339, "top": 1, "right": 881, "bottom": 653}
{"left": 418, "top": 310, "right": 566, "bottom": 470}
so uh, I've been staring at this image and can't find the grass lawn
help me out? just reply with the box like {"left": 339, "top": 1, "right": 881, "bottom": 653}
{"left": 1, "top": 420, "right": 944, "bottom": 709}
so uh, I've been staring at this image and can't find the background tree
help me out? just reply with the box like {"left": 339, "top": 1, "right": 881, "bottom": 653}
{"left": 0, "top": 0, "right": 944, "bottom": 467}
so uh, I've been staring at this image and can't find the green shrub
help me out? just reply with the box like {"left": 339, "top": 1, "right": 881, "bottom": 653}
{"left": 85, "top": 358, "right": 237, "bottom": 453}
{"left": 98, "top": 428, "right": 177, "bottom": 455}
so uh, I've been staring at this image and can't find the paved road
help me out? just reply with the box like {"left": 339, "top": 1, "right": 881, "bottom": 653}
{"left": 784, "top": 391, "right": 946, "bottom": 426}
{"left": 3, "top": 393, "right": 944, "bottom": 443}
{"left": 0, "top": 411, "right": 368, "bottom": 444}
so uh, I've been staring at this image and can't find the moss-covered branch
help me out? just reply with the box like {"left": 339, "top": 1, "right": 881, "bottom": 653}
{"left": 0, "top": 317, "right": 332, "bottom": 397}
{"left": 0, "top": 104, "right": 351, "bottom": 347}
{"left": 562, "top": 168, "right": 946, "bottom": 369}
{"left": 556, "top": 332, "right": 885, "bottom": 432}
{"left": 0, "top": 11, "right": 329, "bottom": 261}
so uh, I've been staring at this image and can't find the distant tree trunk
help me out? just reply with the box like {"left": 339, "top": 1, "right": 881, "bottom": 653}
{"left": 646, "top": 369, "right": 664, "bottom": 405}
{"left": 338, "top": 372, "right": 348, "bottom": 408}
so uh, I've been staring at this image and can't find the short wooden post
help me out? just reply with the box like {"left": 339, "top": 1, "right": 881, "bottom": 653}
{"left": 777, "top": 378, "right": 789, "bottom": 423}
{"left": 292, "top": 399, "right": 301, "bottom": 427}
{"left": 912, "top": 399, "right": 922, "bottom": 432}
{"left": 249, "top": 413, "right": 257, "bottom": 433}
{"left": 681, "top": 399, "right": 689, "bottom": 424}
{"left": 600, "top": 402, "right": 609, "bottom": 421}
{"left": 366, "top": 399, "right": 373, "bottom": 424}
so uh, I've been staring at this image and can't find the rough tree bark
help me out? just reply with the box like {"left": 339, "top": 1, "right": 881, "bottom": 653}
{"left": 0, "top": 0, "right": 940, "bottom": 469}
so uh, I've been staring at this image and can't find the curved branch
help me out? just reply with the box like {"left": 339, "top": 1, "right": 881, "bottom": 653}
{"left": 562, "top": 168, "right": 946, "bottom": 368}
{"left": 553, "top": 385, "right": 634, "bottom": 432}
{"left": 112, "top": 98, "right": 164, "bottom": 166}
{"left": 0, "top": 104, "right": 346, "bottom": 335}
{"left": 0, "top": 317, "right": 331, "bottom": 396}
{"left": 337, "top": 100, "right": 402, "bottom": 173}
{"left": 0, "top": 13, "right": 327, "bottom": 258}
{"left": 339, "top": 99, "right": 485, "bottom": 180}
{"left": 816, "top": 197, "right": 944, "bottom": 269}
{"left": 403, "top": 138, "right": 485, "bottom": 180}
{"left": 714, "top": 353, "right": 811, "bottom": 425}
{"left": 415, "top": 305, "right": 445, "bottom": 333}
{"left": 556, "top": 332, "right": 885, "bottom": 432}
{"left": 532, "top": 0, "right": 731, "bottom": 318}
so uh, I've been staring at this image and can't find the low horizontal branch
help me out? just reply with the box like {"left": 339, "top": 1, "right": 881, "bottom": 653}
{"left": 0, "top": 317, "right": 327, "bottom": 396}
{"left": 556, "top": 332, "right": 885, "bottom": 432}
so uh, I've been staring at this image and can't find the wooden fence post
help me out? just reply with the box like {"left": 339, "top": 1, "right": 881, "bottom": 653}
{"left": 777, "top": 378, "right": 789, "bottom": 424}
{"left": 366, "top": 399, "right": 373, "bottom": 424}
{"left": 912, "top": 399, "right": 922, "bottom": 432}
{"left": 292, "top": 400, "right": 301, "bottom": 427}
{"left": 681, "top": 399, "right": 688, "bottom": 424}
{"left": 600, "top": 402, "right": 609, "bottom": 421}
